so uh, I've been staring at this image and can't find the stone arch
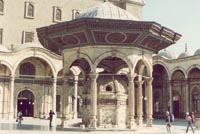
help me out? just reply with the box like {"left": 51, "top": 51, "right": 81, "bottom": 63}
{"left": 14, "top": 87, "right": 40, "bottom": 118}
{"left": 0, "top": 61, "right": 13, "bottom": 75}
{"left": 64, "top": 52, "right": 93, "bottom": 73}
{"left": 170, "top": 66, "right": 187, "bottom": 79}
{"left": 133, "top": 56, "right": 152, "bottom": 77}
{"left": 153, "top": 62, "right": 170, "bottom": 80}
{"left": 12, "top": 50, "right": 59, "bottom": 77}
{"left": 186, "top": 64, "right": 200, "bottom": 76}
{"left": 94, "top": 51, "right": 133, "bottom": 73}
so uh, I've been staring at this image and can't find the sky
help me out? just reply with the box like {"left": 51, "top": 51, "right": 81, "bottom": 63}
{"left": 143, "top": 0, "right": 200, "bottom": 57}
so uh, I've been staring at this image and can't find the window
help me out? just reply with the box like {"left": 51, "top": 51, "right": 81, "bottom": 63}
{"left": 72, "top": 9, "right": 80, "bottom": 20}
{"left": 19, "top": 62, "right": 35, "bottom": 78}
{"left": 0, "top": 0, "right": 4, "bottom": 14}
{"left": 192, "top": 93, "right": 200, "bottom": 112}
{"left": 25, "top": 2, "right": 34, "bottom": 19}
{"left": 53, "top": 6, "right": 62, "bottom": 22}
{"left": 0, "top": 29, "right": 2, "bottom": 44}
{"left": 22, "top": 31, "right": 34, "bottom": 43}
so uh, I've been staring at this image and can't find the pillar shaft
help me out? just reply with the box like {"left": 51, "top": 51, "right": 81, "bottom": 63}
{"left": 53, "top": 78, "right": 57, "bottom": 116}
{"left": 9, "top": 76, "right": 15, "bottom": 119}
{"left": 61, "top": 75, "right": 70, "bottom": 127}
{"left": 73, "top": 76, "right": 78, "bottom": 119}
{"left": 146, "top": 77, "right": 153, "bottom": 127}
{"left": 168, "top": 81, "right": 173, "bottom": 113}
{"left": 127, "top": 74, "right": 136, "bottom": 128}
{"left": 89, "top": 73, "right": 98, "bottom": 128}
{"left": 185, "top": 79, "right": 189, "bottom": 112}
{"left": 136, "top": 80, "right": 144, "bottom": 126}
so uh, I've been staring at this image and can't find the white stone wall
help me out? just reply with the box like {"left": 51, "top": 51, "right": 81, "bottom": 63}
{"left": 0, "top": 0, "right": 144, "bottom": 49}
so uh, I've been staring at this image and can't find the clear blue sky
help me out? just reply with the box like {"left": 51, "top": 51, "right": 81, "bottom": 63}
{"left": 143, "top": 0, "right": 200, "bottom": 57}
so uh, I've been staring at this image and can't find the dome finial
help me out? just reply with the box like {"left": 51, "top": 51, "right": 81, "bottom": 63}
{"left": 185, "top": 43, "right": 187, "bottom": 52}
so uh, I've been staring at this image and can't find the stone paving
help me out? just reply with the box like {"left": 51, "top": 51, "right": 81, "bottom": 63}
{"left": 0, "top": 117, "right": 199, "bottom": 134}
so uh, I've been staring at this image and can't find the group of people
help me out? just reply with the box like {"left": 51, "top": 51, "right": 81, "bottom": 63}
{"left": 165, "top": 111, "right": 196, "bottom": 134}
{"left": 16, "top": 110, "right": 55, "bottom": 128}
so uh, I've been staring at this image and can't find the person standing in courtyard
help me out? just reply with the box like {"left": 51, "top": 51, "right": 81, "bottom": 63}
{"left": 165, "top": 111, "right": 171, "bottom": 134}
{"left": 190, "top": 112, "right": 196, "bottom": 128}
{"left": 186, "top": 112, "right": 195, "bottom": 133}
{"left": 49, "top": 110, "right": 55, "bottom": 128}
{"left": 17, "top": 110, "right": 23, "bottom": 127}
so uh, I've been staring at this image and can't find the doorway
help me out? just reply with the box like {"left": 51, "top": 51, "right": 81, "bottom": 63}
{"left": 173, "top": 100, "right": 179, "bottom": 117}
{"left": 17, "top": 90, "right": 34, "bottom": 117}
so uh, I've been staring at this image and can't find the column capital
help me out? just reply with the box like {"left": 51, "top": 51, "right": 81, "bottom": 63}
{"left": 10, "top": 75, "right": 15, "bottom": 81}
{"left": 135, "top": 80, "right": 144, "bottom": 86}
{"left": 53, "top": 77, "right": 57, "bottom": 83}
{"left": 88, "top": 72, "right": 98, "bottom": 80}
{"left": 127, "top": 73, "right": 137, "bottom": 81}
{"left": 146, "top": 77, "right": 153, "bottom": 84}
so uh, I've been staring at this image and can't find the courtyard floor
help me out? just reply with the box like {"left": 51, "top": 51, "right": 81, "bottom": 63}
{"left": 0, "top": 117, "right": 199, "bottom": 134}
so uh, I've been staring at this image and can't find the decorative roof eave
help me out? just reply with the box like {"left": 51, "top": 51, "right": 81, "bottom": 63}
{"left": 37, "top": 18, "right": 181, "bottom": 55}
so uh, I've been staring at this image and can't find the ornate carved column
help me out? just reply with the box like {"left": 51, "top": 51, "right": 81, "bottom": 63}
{"left": 146, "top": 77, "right": 153, "bottom": 127}
{"left": 9, "top": 75, "right": 15, "bottom": 119}
{"left": 185, "top": 79, "right": 189, "bottom": 112}
{"left": 52, "top": 77, "right": 57, "bottom": 116}
{"left": 73, "top": 75, "right": 78, "bottom": 119}
{"left": 127, "top": 74, "right": 136, "bottom": 128}
{"left": 61, "top": 75, "right": 70, "bottom": 127}
{"left": 136, "top": 80, "right": 144, "bottom": 126}
{"left": 89, "top": 73, "right": 98, "bottom": 128}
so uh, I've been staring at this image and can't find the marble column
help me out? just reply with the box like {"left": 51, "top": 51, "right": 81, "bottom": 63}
{"left": 168, "top": 80, "right": 173, "bottom": 114}
{"left": 89, "top": 73, "right": 98, "bottom": 128}
{"left": 61, "top": 75, "right": 70, "bottom": 128}
{"left": 185, "top": 79, "right": 189, "bottom": 112}
{"left": 52, "top": 78, "right": 57, "bottom": 116}
{"left": 146, "top": 77, "right": 153, "bottom": 127}
{"left": 127, "top": 74, "right": 136, "bottom": 128}
{"left": 73, "top": 76, "right": 78, "bottom": 119}
{"left": 9, "top": 76, "right": 15, "bottom": 119}
{"left": 136, "top": 80, "right": 144, "bottom": 126}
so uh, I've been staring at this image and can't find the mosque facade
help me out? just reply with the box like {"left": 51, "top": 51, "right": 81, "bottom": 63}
{"left": 0, "top": 0, "right": 199, "bottom": 129}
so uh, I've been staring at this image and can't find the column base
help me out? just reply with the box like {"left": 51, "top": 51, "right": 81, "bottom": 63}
{"left": 72, "top": 113, "right": 77, "bottom": 119}
{"left": 127, "top": 118, "right": 136, "bottom": 129}
{"left": 89, "top": 118, "right": 97, "bottom": 129}
{"left": 61, "top": 117, "right": 68, "bottom": 128}
{"left": 146, "top": 117, "right": 153, "bottom": 127}
{"left": 137, "top": 116, "right": 143, "bottom": 126}
{"left": 8, "top": 113, "right": 14, "bottom": 119}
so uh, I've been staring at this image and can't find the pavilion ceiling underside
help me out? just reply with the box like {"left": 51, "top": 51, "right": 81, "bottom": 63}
{"left": 97, "top": 57, "right": 127, "bottom": 73}
{"left": 37, "top": 18, "right": 181, "bottom": 55}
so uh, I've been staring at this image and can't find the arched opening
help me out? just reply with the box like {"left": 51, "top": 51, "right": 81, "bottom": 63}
{"left": 17, "top": 90, "right": 35, "bottom": 117}
{"left": 173, "top": 91, "right": 180, "bottom": 118}
{"left": 171, "top": 69, "right": 185, "bottom": 117}
{"left": 96, "top": 56, "right": 129, "bottom": 128}
{"left": 152, "top": 64, "right": 169, "bottom": 118}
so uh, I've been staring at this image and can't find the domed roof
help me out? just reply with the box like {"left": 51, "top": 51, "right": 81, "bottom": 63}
{"left": 178, "top": 52, "right": 190, "bottom": 58}
{"left": 76, "top": 2, "right": 139, "bottom": 21}
{"left": 157, "top": 50, "right": 173, "bottom": 59}
{"left": 14, "top": 43, "right": 44, "bottom": 51}
{"left": 0, "top": 45, "right": 10, "bottom": 52}
{"left": 194, "top": 49, "right": 200, "bottom": 55}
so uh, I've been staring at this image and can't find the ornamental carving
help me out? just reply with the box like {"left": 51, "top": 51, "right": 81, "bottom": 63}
{"left": 105, "top": 32, "right": 126, "bottom": 44}
{"left": 98, "top": 99, "right": 116, "bottom": 105}
{"left": 62, "top": 35, "right": 79, "bottom": 45}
